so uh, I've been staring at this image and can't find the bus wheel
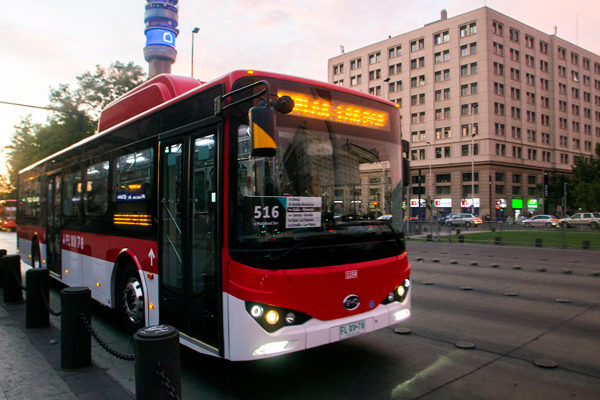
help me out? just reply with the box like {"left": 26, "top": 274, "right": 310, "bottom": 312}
{"left": 118, "top": 264, "right": 145, "bottom": 333}
{"left": 32, "top": 239, "right": 41, "bottom": 269}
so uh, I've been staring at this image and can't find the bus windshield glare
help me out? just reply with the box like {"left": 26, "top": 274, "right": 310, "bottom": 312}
{"left": 232, "top": 79, "right": 406, "bottom": 269}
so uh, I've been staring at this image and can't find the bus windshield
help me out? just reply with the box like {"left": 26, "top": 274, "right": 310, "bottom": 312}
{"left": 231, "top": 79, "right": 406, "bottom": 269}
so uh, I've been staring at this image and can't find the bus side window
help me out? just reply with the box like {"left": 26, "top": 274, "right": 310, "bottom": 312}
{"left": 63, "top": 169, "right": 82, "bottom": 218}
{"left": 84, "top": 161, "right": 109, "bottom": 217}
{"left": 113, "top": 147, "right": 154, "bottom": 227}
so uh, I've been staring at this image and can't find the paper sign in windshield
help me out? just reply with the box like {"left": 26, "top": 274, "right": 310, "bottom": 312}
{"left": 285, "top": 197, "right": 322, "bottom": 228}
{"left": 246, "top": 196, "right": 322, "bottom": 230}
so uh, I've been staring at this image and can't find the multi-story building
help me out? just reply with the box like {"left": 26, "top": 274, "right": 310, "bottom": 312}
{"left": 328, "top": 7, "right": 600, "bottom": 219}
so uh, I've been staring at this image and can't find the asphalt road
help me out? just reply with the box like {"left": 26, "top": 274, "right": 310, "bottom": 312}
{"left": 2, "top": 232, "right": 599, "bottom": 399}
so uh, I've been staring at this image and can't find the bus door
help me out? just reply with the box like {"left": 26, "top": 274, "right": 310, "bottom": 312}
{"left": 46, "top": 174, "right": 62, "bottom": 275}
{"left": 159, "top": 126, "right": 220, "bottom": 352}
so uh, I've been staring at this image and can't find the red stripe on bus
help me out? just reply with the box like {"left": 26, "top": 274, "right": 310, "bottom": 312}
{"left": 60, "top": 230, "right": 159, "bottom": 273}
{"left": 17, "top": 225, "right": 46, "bottom": 242}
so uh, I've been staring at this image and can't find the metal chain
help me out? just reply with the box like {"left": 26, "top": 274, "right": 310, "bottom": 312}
{"left": 39, "top": 285, "right": 61, "bottom": 316}
{"left": 156, "top": 362, "right": 181, "bottom": 400}
{"left": 78, "top": 310, "right": 134, "bottom": 361}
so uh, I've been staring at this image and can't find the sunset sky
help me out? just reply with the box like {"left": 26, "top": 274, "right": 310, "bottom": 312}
{"left": 1, "top": 0, "right": 598, "bottom": 172}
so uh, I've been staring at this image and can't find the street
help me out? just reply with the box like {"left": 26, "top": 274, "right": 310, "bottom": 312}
{"left": 1, "top": 231, "right": 599, "bottom": 399}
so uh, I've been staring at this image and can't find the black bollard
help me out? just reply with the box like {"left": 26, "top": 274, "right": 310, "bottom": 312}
{"left": 535, "top": 238, "right": 542, "bottom": 248}
{"left": 0, "top": 249, "right": 7, "bottom": 287}
{"left": 134, "top": 325, "right": 181, "bottom": 400}
{"left": 61, "top": 287, "right": 91, "bottom": 369}
{"left": 459, "top": 235, "right": 465, "bottom": 243}
{"left": 26, "top": 268, "right": 50, "bottom": 328}
{"left": 1, "top": 254, "right": 23, "bottom": 303}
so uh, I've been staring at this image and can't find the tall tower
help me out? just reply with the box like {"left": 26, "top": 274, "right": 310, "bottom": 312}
{"left": 144, "top": 0, "right": 179, "bottom": 78}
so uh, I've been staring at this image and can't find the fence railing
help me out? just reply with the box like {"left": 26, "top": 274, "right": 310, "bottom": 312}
{"left": 404, "top": 220, "right": 599, "bottom": 250}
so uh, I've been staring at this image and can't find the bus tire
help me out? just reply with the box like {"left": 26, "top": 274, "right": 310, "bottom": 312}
{"left": 117, "top": 263, "right": 145, "bottom": 334}
{"left": 32, "top": 238, "right": 41, "bottom": 269}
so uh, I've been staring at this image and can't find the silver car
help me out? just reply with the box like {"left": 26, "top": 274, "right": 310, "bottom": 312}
{"left": 522, "top": 215, "right": 559, "bottom": 228}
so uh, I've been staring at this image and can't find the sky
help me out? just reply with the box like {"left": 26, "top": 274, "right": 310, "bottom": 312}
{"left": 1, "top": 0, "right": 599, "bottom": 176}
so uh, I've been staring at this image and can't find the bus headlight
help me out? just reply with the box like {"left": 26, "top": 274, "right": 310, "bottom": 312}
{"left": 382, "top": 277, "right": 410, "bottom": 305}
{"left": 245, "top": 302, "right": 311, "bottom": 333}
{"left": 265, "top": 310, "right": 279, "bottom": 325}
{"left": 250, "top": 305, "right": 264, "bottom": 318}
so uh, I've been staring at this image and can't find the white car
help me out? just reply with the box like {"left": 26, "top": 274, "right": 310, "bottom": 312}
{"left": 522, "top": 215, "right": 559, "bottom": 228}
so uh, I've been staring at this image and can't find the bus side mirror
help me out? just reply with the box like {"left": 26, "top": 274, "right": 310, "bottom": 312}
{"left": 249, "top": 105, "right": 277, "bottom": 157}
{"left": 401, "top": 139, "right": 410, "bottom": 187}
{"left": 402, "top": 157, "right": 410, "bottom": 188}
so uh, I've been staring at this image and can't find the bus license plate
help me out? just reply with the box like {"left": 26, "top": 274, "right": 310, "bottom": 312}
{"left": 339, "top": 320, "right": 366, "bottom": 339}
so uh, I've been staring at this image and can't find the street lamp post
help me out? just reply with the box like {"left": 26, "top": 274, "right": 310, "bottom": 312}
{"left": 471, "top": 132, "right": 475, "bottom": 215}
{"left": 191, "top": 27, "right": 199, "bottom": 78}
{"left": 470, "top": 104, "right": 478, "bottom": 215}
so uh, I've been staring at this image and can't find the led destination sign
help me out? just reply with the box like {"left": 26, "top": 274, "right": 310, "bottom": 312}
{"left": 277, "top": 91, "right": 389, "bottom": 129}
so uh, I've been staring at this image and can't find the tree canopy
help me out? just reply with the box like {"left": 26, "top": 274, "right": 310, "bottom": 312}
{"left": 2, "top": 61, "right": 146, "bottom": 196}
{"left": 570, "top": 144, "right": 600, "bottom": 212}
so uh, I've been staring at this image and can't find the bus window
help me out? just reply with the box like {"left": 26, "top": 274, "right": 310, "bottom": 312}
{"left": 113, "top": 147, "right": 154, "bottom": 227}
{"left": 85, "top": 161, "right": 109, "bottom": 216}
{"left": 20, "top": 176, "right": 41, "bottom": 218}
{"left": 64, "top": 169, "right": 82, "bottom": 218}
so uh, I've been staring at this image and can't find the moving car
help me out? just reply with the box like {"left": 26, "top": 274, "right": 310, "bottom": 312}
{"left": 521, "top": 214, "right": 559, "bottom": 228}
{"left": 445, "top": 213, "right": 482, "bottom": 227}
{"left": 440, "top": 213, "right": 460, "bottom": 224}
{"left": 559, "top": 212, "right": 600, "bottom": 229}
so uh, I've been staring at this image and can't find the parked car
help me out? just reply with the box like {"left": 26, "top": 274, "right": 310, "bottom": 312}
{"left": 522, "top": 214, "right": 559, "bottom": 228}
{"left": 445, "top": 213, "right": 483, "bottom": 227}
{"left": 559, "top": 212, "right": 600, "bottom": 229}
{"left": 439, "top": 213, "right": 460, "bottom": 224}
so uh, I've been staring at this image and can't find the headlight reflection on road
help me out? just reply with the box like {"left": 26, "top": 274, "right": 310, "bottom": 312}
{"left": 391, "top": 354, "right": 454, "bottom": 398}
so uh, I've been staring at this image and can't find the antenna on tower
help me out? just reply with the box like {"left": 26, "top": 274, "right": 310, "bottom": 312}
{"left": 340, "top": 45, "right": 345, "bottom": 54}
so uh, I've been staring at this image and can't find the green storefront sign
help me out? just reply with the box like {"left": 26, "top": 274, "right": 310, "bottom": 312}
{"left": 527, "top": 199, "right": 538, "bottom": 209}
{"left": 512, "top": 199, "right": 523, "bottom": 209}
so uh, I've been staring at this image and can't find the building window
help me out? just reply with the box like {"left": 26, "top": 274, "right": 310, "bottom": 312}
{"left": 388, "top": 45, "right": 402, "bottom": 59}
{"left": 333, "top": 64, "right": 344, "bottom": 75}
{"left": 493, "top": 21, "right": 503, "bottom": 36}
{"left": 368, "top": 52, "right": 381, "bottom": 64}
{"left": 460, "top": 22, "right": 477, "bottom": 37}
{"left": 509, "top": 28, "right": 520, "bottom": 42}
{"left": 410, "top": 38, "right": 424, "bottom": 52}
{"left": 494, "top": 62, "right": 504, "bottom": 76}
{"left": 434, "top": 30, "right": 450, "bottom": 44}
{"left": 350, "top": 58, "right": 362, "bottom": 70}
{"left": 495, "top": 143, "right": 506, "bottom": 156}
{"left": 493, "top": 42, "right": 504, "bottom": 56}
{"left": 495, "top": 123, "right": 505, "bottom": 136}
{"left": 525, "top": 34, "right": 534, "bottom": 49}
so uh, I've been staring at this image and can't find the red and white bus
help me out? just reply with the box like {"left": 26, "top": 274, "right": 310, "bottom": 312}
{"left": 0, "top": 199, "right": 17, "bottom": 231}
{"left": 17, "top": 70, "right": 411, "bottom": 360}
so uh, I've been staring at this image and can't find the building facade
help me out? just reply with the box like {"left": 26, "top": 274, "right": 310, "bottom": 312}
{"left": 328, "top": 7, "right": 600, "bottom": 219}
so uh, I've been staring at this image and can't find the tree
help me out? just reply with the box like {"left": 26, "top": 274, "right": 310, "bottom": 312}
{"left": 2, "top": 61, "right": 146, "bottom": 195}
{"left": 570, "top": 144, "right": 600, "bottom": 212}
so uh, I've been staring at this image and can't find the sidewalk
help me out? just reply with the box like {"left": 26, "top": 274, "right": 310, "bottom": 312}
{"left": 0, "top": 289, "right": 133, "bottom": 400}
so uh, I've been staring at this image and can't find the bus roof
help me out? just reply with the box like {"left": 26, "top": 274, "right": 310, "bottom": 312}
{"left": 19, "top": 70, "right": 397, "bottom": 174}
